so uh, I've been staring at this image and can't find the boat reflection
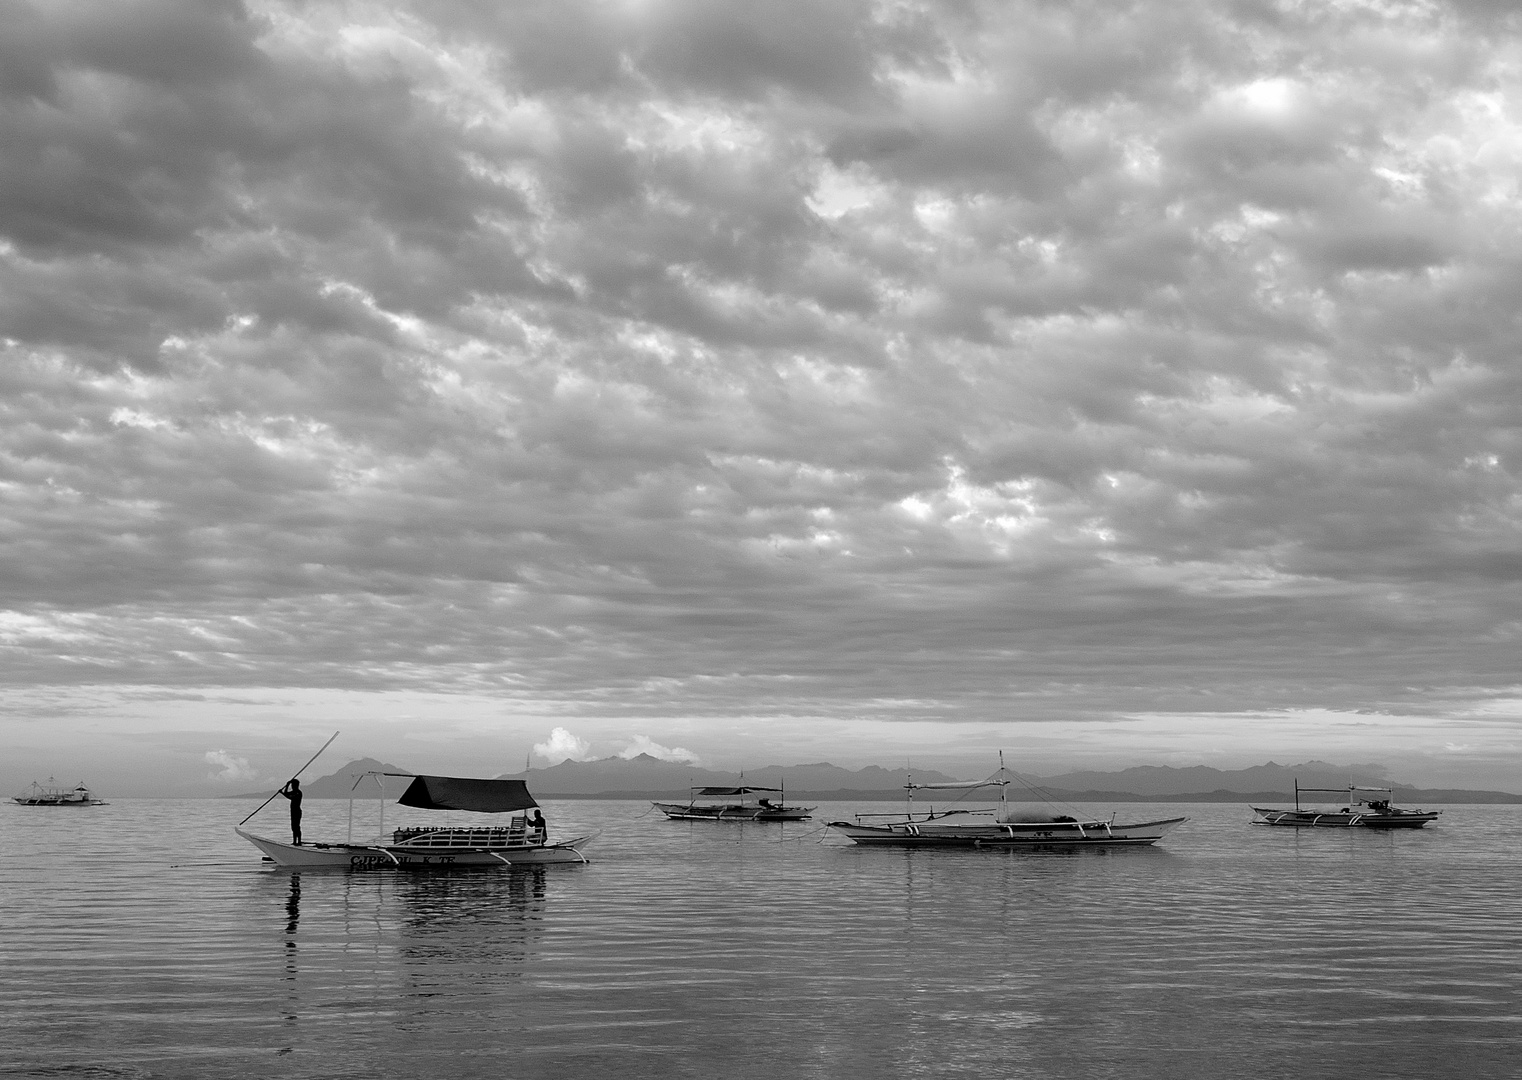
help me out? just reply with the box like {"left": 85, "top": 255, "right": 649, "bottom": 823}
{"left": 285, "top": 874, "right": 301, "bottom": 942}
{"left": 391, "top": 868, "right": 549, "bottom": 1005}
{"left": 394, "top": 866, "right": 547, "bottom": 932}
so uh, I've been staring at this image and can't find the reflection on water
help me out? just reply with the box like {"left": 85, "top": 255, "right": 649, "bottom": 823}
{"left": 2, "top": 800, "right": 1521, "bottom": 1079}
{"left": 393, "top": 867, "right": 547, "bottom": 996}
{"left": 285, "top": 874, "right": 301, "bottom": 940}
{"left": 394, "top": 863, "right": 547, "bottom": 934}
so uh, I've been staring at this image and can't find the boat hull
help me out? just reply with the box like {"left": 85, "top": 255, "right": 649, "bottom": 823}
{"left": 827, "top": 816, "right": 1186, "bottom": 848}
{"left": 653, "top": 802, "right": 813, "bottom": 821}
{"left": 236, "top": 828, "right": 590, "bottom": 868}
{"left": 1251, "top": 808, "right": 1440, "bottom": 829}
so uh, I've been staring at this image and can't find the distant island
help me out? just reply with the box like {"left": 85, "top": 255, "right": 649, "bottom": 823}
{"left": 228, "top": 755, "right": 1522, "bottom": 803}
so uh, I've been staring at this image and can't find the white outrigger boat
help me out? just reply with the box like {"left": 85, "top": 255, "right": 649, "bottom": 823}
{"left": 13, "top": 778, "right": 107, "bottom": 806}
{"left": 1252, "top": 783, "right": 1440, "bottom": 829}
{"left": 653, "top": 784, "right": 814, "bottom": 821}
{"left": 237, "top": 772, "right": 591, "bottom": 868}
{"left": 828, "top": 758, "right": 1185, "bottom": 850}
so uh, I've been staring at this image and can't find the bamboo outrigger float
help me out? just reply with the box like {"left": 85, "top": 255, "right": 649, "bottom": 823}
{"left": 237, "top": 772, "right": 592, "bottom": 868}
{"left": 828, "top": 755, "right": 1185, "bottom": 850}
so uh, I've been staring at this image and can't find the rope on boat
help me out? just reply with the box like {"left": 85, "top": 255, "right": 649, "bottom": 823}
{"left": 1003, "top": 769, "right": 1092, "bottom": 819}
{"left": 767, "top": 823, "right": 832, "bottom": 844}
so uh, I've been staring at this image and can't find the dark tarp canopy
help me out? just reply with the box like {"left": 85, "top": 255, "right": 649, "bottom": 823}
{"left": 695, "top": 786, "right": 782, "bottom": 796}
{"left": 395, "top": 775, "right": 538, "bottom": 813}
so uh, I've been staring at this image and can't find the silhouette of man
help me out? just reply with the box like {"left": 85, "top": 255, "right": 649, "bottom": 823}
{"left": 529, "top": 808, "right": 546, "bottom": 841}
{"left": 280, "top": 778, "right": 303, "bottom": 845}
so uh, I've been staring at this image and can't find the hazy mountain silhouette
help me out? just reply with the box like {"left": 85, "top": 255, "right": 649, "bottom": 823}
{"left": 496, "top": 754, "right": 963, "bottom": 795}
{"left": 1027, "top": 761, "right": 1389, "bottom": 797}
{"left": 228, "top": 755, "right": 1521, "bottom": 801}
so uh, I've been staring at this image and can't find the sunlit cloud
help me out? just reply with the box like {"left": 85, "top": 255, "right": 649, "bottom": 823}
{"left": 204, "top": 750, "right": 257, "bottom": 785}
{"left": 533, "top": 727, "right": 594, "bottom": 765}
{"left": 618, "top": 735, "right": 700, "bottom": 764}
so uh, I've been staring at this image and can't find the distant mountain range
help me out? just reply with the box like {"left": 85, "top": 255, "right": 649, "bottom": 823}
{"left": 499, "top": 755, "right": 964, "bottom": 797}
{"left": 232, "top": 754, "right": 1522, "bottom": 803}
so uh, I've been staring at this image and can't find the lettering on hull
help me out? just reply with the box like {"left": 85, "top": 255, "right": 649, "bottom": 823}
{"left": 349, "top": 854, "right": 460, "bottom": 867}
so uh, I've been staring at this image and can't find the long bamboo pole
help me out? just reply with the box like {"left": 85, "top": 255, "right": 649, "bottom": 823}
{"left": 237, "top": 731, "right": 340, "bottom": 826}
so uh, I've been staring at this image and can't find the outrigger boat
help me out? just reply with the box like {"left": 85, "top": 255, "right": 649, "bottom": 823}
{"left": 828, "top": 757, "right": 1185, "bottom": 849}
{"left": 237, "top": 772, "right": 591, "bottom": 868}
{"left": 1252, "top": 784, "right": 1440, "bottom": 828}
{"left": 654, "top": 784, "right": 814, "bottom": 821}
{"left": 13, "top": 778, "right": 107, "bottom": 806}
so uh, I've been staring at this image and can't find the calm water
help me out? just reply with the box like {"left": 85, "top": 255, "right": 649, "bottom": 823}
{"left": 2, "top": 797, "right": 1519, "bottom": 1079}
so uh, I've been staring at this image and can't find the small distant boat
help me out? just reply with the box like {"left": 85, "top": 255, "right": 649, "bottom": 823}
{"left": 13, "top": 778, "right": 107, "bottom": 806}
{"left": 237, "top": 773, "right": 592, "bottom": 868}
{"left": 1252, "top": 783, "right": 1440, "bottom": 829}
{"left": 828, "top": 756, "right": 1185, "bottom": 849}
{"left": 653, "top": 785, "right": 814, "bottom": 821}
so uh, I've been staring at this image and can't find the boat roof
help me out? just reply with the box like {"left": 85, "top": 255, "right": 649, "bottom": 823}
{"left": 392, "top": 774, "right": 539, "bottom": 814}
{"left": 694, "top": 785, "right": 783, "bottom": 796}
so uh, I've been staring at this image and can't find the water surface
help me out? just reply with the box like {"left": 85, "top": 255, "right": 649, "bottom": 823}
{"left": 3, "top": 798, "right": 1518, "bottom": 1078}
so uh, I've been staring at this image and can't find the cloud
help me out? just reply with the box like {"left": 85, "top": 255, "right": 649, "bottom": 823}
{"left": 3, "top": 1, "right": 1522, "bottom": 787}
{"left": 533, "top": 727, "right": 593, "bottom": 765}
{"left": 619, "top": 735, "right": 700, "bottom": 764}
{"left": 204, "top": 749, "right": 257, "bottom": 784}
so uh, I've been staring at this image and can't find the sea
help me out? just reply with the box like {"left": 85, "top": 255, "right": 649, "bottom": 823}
{"left": 2, "top": 796, "right": 1519, "bottom": 1079}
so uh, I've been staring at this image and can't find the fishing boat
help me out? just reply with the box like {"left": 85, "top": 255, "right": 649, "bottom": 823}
{"left": 236, "top": 773, "right": 592, "bottom": 868}
{"left": 653, "top": 785, "right": 814, "bottom": 821}
{"left": 828, "top": 758, "right": 1185, "bottom": 849}
{"left": 13, "top": 778, "right": 107, "bottom": 806}
{"left": 1251, "top": 784, "right": 1440, "bottom": 828}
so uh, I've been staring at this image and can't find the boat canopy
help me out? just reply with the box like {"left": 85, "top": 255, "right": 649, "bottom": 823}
{"left": 694, "top": 786, "right": 782, "bottom": 796}
{"left": 395, "top": 775, "right": 538, "bottom": 814}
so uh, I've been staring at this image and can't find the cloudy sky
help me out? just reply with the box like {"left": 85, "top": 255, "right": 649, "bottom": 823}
{"left": 4, "top": 0, "right": 1522, "bottom": 795}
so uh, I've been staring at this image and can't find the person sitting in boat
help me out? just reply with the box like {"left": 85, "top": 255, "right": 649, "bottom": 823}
{"left": 528, "top": 808, "right": 546, "bottom": 841}
{"left": 758, "top": 797, "right": 776, "bottom": 809}
{"left": 280, "top": 778, "right": 303, "bottom": 845}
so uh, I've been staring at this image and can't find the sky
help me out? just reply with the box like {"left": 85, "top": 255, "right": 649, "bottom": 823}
{"left": 4, "top": 0, "right": 1522, "bottom": 796}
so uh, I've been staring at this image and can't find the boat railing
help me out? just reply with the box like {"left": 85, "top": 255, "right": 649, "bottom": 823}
{"left": 391, "top": 822, "right": 538, "bottom": 848}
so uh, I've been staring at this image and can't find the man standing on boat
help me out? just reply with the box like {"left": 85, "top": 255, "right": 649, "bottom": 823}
{"left": 279, "top": 778, "right": 303, "bottom": 845}
{"left": 529, "top": 808, "right": 546, "bottom": 841}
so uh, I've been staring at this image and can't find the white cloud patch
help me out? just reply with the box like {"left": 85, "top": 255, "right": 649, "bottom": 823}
{"left": 533, "top": 727, "right": 593, "bottom": 765}
{"left": 204, "top": 750, "right": 257, "bottom": 784}
{"left": 619, "top": 735, "right": 700, "bottom": 764}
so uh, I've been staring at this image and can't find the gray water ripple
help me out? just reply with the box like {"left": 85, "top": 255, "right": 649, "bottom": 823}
{"left": 4, "top": 800, "right": 1522, "bottom": 1078}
